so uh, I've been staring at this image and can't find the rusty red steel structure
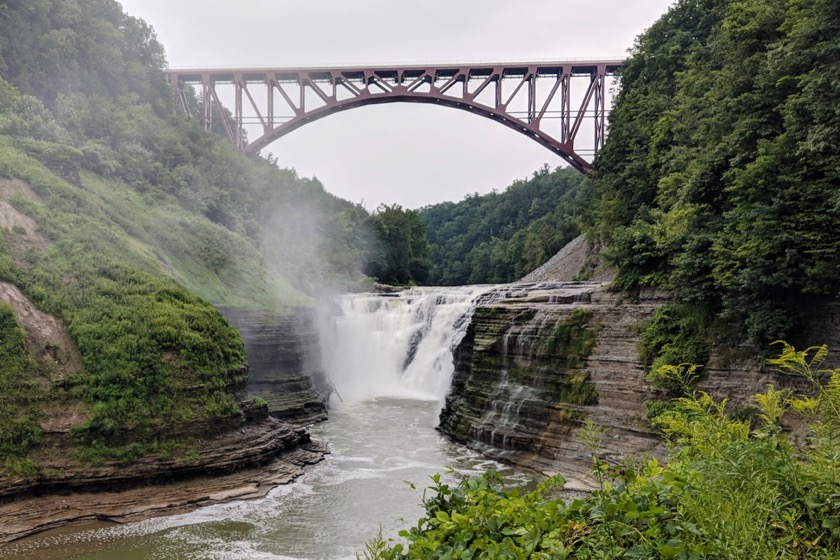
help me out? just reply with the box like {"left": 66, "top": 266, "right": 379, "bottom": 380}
{"left": 168, "top": 60, "right": 623, "bottom": 172}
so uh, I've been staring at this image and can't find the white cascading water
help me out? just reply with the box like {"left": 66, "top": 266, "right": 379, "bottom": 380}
{"left": 318, "top": 286, "right": 491, "bottom": 404}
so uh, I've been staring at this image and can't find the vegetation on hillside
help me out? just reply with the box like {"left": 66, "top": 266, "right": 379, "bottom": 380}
{"left": 586, "top": 0, "right": 840, "bottom": 351}
{"left": 420, "top": 166, "right": 588, "bottom": 285}
{"left": 0, "top": 136, "right": 248, "bottom": 462}
{"left": 0, "top": 302, "right": 42, "bottom": 471}
{"left": 0, "top": 0, "right": 385, "bottom": 465}
{"left": 364, "top": 204, "right": 431, "bottom": 285}
{"left": 363, "top": 344, "right": 840, "bottom": 559}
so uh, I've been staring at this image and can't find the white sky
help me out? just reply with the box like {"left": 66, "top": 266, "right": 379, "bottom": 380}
{"left": 119, "top": 0, "right": 674, "bottom": 210}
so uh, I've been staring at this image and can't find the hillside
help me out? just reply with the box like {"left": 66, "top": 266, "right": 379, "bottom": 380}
{"left": 585, "top": 0, "right": 840, "bottom": 352}
{"left": 0, "top": 0, "right": 374, "bottom": 490}
{"left": 419, "top": 166, "right": 588, "bottom": 285}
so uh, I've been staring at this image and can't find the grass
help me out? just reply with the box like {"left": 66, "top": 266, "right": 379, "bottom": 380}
{"left": 0, "top": 136, "right": 307, "bottom": 464}
{"left": 0, "top": 302, "right": 43, "bottom": 470}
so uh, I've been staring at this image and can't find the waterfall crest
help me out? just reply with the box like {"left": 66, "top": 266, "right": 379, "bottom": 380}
{"left": 318, "top": 286, "right": 489, "bottom": 403}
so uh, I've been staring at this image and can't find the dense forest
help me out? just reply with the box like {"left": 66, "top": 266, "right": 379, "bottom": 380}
{"left": 420, "top": 166, "right": 588, "bottom": 285}
{"left": 585, "top": 0, "right": 840, "bottom": 351}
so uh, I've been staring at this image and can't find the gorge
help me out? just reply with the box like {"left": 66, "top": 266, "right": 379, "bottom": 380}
{"left": 1, "top": 0, "right": 839, "bottom": 556}
{"left": 6, "top": 258, "right": 831, "bottom": 557}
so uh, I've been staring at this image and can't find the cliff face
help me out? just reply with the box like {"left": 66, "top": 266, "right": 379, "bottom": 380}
{"left": 438, "top": 282, "right": 812, "bottom": 485}
{"left": 221, "top": 307, "right": 329, "bottom": 425}
{"left": 0, "top": 288, "right": 328, "bottom": 541}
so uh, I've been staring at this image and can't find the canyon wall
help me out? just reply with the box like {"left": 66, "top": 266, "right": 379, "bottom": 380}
{"left": 438, "top": 282, "right": 818, "bottom": 485}
{"left": 0, "top": 295, "right": 329, "bottom": 541}
{"left": 221, "top": 307, "right": 329, "bottom": 425}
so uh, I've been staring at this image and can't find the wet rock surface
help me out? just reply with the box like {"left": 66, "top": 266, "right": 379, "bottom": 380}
{"left": 221, "top": 307, "right": 329, "bottom": 425}
{"left": 438, "top": 282, "right": 815, "bottom": 484}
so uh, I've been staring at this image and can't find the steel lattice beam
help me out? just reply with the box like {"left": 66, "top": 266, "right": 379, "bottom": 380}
{"left": 168, "top": 60, "right": 623, "bottom": 173}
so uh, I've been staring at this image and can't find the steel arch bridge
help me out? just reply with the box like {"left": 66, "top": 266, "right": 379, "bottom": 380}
{"left": 167, "top": 60, "right": 623, "bottom": 173}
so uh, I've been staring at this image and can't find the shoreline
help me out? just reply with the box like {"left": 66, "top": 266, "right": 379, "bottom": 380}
{"left": 0, "top": 440, "right": 327, "bottom": 546}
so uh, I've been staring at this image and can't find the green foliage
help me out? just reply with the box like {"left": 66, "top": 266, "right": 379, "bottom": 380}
{"left": 0, "top": 1, "right": 376, "bottom": 296}
{"left": 0, "top": 0, "right": 380, "bottom": 465}
{"left": 0, "top": 0, "right": 169, "bottom": 110}
{"left": 647, "top": 363, "right": 703, "bottom": 395}
{"left": 420, "top": 166, "right": 589, "bottom": 285}
{"left": 545, "top": 308, "right": 595, "bottom": 369}
{"left": 0, "top": 303, "right": 43, "bottom": 467}
{"left": 364, "top": 204, "right": 430, "bottom": 285}
{"left": 367, "top": 343, "right": 840, "bottom": 559}
{"left": 0, "top": 138, "right": 247, "bottom": 450}
{"left": 587, "top": 0, "right": 840, "bottom": 346}
{"left": 75, "top": 438, "right": 196, "bottom": 466}
{"left": 638, "top": 304, "right": 711, "bottom": 380}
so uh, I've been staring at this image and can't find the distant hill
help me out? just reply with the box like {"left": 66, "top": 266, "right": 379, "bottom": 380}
{"left": 419, "top": 166, "right": 588, "bottom": 285}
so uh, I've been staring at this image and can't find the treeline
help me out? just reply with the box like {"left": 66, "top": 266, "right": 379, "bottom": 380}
{"left": 420, "top": 166, "right": 588, "bottom": 285}
{"left": 364, "top": 204, "right": 430, "bottom": 285}
{"left": 585, "top": 0, "right": 840, "bottom": 348}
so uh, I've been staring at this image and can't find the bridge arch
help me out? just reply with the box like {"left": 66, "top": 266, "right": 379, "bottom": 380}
{"left": 168, "top": 61, "right": 622, "bottom": 173}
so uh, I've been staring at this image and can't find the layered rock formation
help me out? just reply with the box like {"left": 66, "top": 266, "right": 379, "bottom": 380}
{"left": 0, "top": 289, "right": 329, "bottom": 541}
{"left": 0, "top": 423, "right": 327, "bottom": 542}
{"left": 221, "top": 307, "right": 329, "bottom": 425}
{"left": 438, "top": 281, "right": 816, "bottom": 486}
{"left": 438, "top": 282, "right": 657, "bottom": 483}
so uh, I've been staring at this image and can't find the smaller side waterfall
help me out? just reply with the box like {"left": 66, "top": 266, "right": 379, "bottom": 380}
{"left": 317, "top": 287, "right": 490, "bottom": 403}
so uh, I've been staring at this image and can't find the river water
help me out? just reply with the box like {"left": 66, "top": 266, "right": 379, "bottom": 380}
{"left": 3, "top": 288, "right": 532, "bottom": 559}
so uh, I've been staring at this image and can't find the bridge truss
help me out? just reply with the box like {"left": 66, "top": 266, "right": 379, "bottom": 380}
{"left": 168, "top": 60, "right": 623, "bottom": 172}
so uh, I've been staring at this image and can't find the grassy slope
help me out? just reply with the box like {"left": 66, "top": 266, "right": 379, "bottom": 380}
{"left": 0, "top": 135, "right": 308, "bottom": 469}
{"left": 79, "top": 171, "right": 308, "bottom": 309}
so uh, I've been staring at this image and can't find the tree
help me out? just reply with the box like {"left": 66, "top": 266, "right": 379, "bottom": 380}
{"left": 365, "top": 204, "right": 430, "bottom": 285}
{"left": 419, "top": 166, "right": 587, "bottom": 285}
{"left": 587, "top": 0, "right": 840, "bottom": 346}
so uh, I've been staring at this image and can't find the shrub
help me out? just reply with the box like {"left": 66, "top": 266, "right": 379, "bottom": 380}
{"left": 364, "top": 343, "right": 840, "bottom": 559}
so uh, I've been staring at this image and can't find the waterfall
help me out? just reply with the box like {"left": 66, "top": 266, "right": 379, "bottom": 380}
{"left": 317, "top": 286, "right": 490, "bottom": 404}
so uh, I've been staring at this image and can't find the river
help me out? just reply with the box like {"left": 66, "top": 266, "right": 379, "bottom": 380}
{"left": 3, "top": 288, "right": 533, "bottom": 559}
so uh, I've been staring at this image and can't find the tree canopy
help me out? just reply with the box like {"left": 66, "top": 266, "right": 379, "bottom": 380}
{"left": 420, "top": 166, "right": 588, "bottom": 285}
{"left": 586, "top": 0, "right": 840, "bottom": 346}
{"left": 364, "top": 204, "right": 430, "bottom": 285}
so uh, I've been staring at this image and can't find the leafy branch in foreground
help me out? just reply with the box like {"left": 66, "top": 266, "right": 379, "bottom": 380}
{"left": 364, "top": 343, "right": 840, "bottom": 559}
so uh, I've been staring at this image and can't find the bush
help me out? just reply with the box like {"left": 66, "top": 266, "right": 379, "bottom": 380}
{"left": 639, "top": 304, "right": 711, "bottom": 389}
{"left": 0, "top": 303, "right": 43, "bottom": 465}
{"left": 364, "top": 343, "right": 840, "bottom": 559}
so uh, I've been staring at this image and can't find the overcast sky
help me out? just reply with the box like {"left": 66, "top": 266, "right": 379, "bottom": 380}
{"left": 118, "top": 0, "right": 674, "bottom": 210}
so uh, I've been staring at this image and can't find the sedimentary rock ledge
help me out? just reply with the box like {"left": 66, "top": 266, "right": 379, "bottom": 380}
{"left": 222, "top": 307, "right": 330, "bottom": 425}
{"left": 0, "top": 420, "right": 328, "bottom": 543}
{"left": 439, "top": 281, "right": 811, "bottom": 482}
